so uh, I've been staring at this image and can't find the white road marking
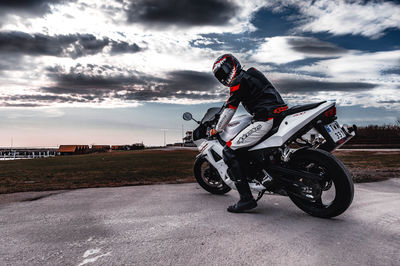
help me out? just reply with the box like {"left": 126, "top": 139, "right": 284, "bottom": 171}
{"left": 77, "top": 248, "right": 111, "bottom": 266}
{"left": 83, "top": 248, "right": 100, "bottom": 258}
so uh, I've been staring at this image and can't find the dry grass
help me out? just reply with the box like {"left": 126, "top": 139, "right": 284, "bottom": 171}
{"left": 0, "top": 150, "right": 197, "bottom": 194}
{"left": 334, "top": 150, "right": 400, "bottom": 183}
{"left": 0, "top": 149, "right": 398, "bottom": 194}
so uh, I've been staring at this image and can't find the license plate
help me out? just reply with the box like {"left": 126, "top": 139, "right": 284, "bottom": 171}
{"left": 325, "top": 121, "right": 346, "bottom": 143}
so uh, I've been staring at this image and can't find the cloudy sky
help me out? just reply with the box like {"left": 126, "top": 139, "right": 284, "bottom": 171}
{"left": 0, "top": 0, "right": 399, "bottom": 147}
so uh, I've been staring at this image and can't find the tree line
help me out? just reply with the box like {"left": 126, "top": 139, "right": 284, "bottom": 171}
{"left": 345, "top": 124, "right": 400, "bottom": 146}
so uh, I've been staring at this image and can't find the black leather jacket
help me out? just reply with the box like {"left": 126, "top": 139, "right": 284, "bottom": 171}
{"left": 227, "top": 68, "right": 287, "bottom": 121}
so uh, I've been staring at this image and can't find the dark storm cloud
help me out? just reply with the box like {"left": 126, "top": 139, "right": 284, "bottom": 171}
{"left": 377, "top": 100, "right": 400, "bottom": 104}
{"left": 123, "top": 90, "right": 223, "bottom": 101}
{"left": 50, "top": 73, "right": 143, "bottom": 88}
{"left": 110, "top": 41, "right": 141, "bottom": 54}
{"left": 44, "top": 65, "right": 216, "bottom": 91}
{"left": 121, "top": 70, "right": 220, "bottom": 101}
{"left": 0, "top": 0, "right": 62, "bottom": 9}
{"left": 44, "top": 64, "right": 154, "bottom": 92}
{"left": 165, "top": 70, "right": 219, "bottom": 91}
{"left": 38, "top": 64, "right": 222, "bottom": 104}
{"left": 0, "top": 0, "right": 65, "bottom": 16}
{"left": 0, "top": 31, "right": 142, "bottom": 59}
{"left": 4, "top": 94, "right": 87, "bottom": 103}
{"left": 0, "top": 31, "right": 108, "bottom": 58}
{"left": 0, "top": 94, "right": 90, "bottom": 107}
{"left": 287, "top": 37, "right": 346, "bottom": 55}
{"left": 126, "top": 0, "right": 238, "bottom": 26}
{"left": 38, "top": 63, "right": 377, "bottom": 105}
{"left": 0, "top": 55, "right": 24, "bottom": 72}
{"left": 40, "top": 86, "right": 104, "bottom": 95}
{"left": 0, "top": 102, "right": 43, "bottom": 107}
{"left": 274, "top": 78, "right": 377, "bottom": 94}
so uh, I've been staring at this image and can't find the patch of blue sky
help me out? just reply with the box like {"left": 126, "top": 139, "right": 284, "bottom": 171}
{"left": 262, "top": 57, "right": 335, "bottom": 77}
{"left": 301, "top": 29, "right": 400, "bottom": 53}
{"left": 250, "top": 6, "right": 400, "bottom": 53}
{"left": 190, "top": 32, "right": 260, "bottom": 53}
{"left": 380, "top": 67, "right": 400, "bottom": 75}
{"left": 249, "top": 7, "right": 299, "bottom": 38}
{"left": 189, "top": 8, "right": 300, "bottom": 52}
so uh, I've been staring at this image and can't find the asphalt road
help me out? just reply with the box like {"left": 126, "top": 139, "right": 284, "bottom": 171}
{"left": 1, "top": 180, "right": 399, "bottom": 266}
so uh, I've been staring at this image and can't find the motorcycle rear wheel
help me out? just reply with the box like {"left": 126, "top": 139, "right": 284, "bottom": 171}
{"left": 288, "top": 148, "right": 354, "bottom": 218}
{"left": 194, "top": 156, "right": 231, "bottom": 195}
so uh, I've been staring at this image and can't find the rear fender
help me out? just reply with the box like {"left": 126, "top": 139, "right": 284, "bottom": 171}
{"left": 314, "top": 121, "right": 356, "bottom": 152}
{"left": 249, "top": 102, "right": 335, "bottom": 151}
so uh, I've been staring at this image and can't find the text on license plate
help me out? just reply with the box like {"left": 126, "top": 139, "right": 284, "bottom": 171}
{"left": 325, "top": 121, "right": 346, "bottom": 143}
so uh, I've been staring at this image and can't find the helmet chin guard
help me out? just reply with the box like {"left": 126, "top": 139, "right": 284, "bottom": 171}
{"left": 212, "top": 54, "right": 241, "bottom": 86}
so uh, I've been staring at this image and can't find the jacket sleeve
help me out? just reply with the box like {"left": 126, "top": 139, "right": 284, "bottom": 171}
{"left": 215, "top": 84, "right": 241, "bottom": 132}
{"left": 226, "top": 84, "right": 240, "bottom": 110}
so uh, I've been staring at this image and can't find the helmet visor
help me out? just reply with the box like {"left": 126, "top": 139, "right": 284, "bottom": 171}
{"left": 214, "top": 64, "right": 231, "bottom": 86}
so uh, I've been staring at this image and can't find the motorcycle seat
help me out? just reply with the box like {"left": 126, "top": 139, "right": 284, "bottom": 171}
{"left": 256, "top": 101, "right": 327, "bottom": 146}
{"left": 285, "top": 101, "right": 327, "bottom": 116}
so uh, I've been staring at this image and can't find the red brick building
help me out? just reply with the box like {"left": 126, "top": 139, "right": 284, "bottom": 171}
{"left": 57, "top": 145, "right": 89, "bottom": 155}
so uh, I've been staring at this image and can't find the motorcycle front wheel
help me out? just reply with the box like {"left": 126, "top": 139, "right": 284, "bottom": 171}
{"left": 288, "top": 148, "right": 354, "bottom": 218}
{"left": 194, "top": 156, "right": 231, "bottom": 195}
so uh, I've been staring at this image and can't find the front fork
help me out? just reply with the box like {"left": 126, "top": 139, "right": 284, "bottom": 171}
{"left": 198, "top": 141, "right": 267, "bottom": 193}
{"left": 197, "top": 140, "right": 234, "bottom": 188}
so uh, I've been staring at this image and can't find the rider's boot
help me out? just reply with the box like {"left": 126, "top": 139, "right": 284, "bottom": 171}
{"left": 227, "top": 180, "right": 257, "bottom": 213}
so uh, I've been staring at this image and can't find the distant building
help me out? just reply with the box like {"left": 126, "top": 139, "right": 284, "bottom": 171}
{"left": 131, "top": 143, "right": 145, "bottom": 150}
{"left": 173, "top": 143, "right": 183, "bottom": 146}
{"left": 57, "top": 145, "right": 89, "bottom": 155}
{"left": 91, "top": 145, "right": 110, "bottom": 152}
{"left": 111, "top": 145, "right": 128, "bottom": 150}
{"left": 183, "top": 131, "right": 195, "bottom": 147}
{"left": 111, "top": 143, "right": 145, "bottom": 150}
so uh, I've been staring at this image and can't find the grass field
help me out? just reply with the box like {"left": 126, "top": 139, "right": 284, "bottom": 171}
{"left": 334, "top": 150, "right": 400, "bottom": 183}
{"left": 0, "top": 149, "right": 399, "bottom": 194}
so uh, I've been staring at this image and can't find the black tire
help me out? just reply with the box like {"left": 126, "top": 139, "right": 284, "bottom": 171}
{"left": 288, "top": 148, "right": 354, "bottom": 218}
{"left": 194, "top": 156, "right": 231, "bottom": 195}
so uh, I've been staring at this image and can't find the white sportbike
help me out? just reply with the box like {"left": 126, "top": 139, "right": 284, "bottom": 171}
{"left": 183, "top": 101, "right": 356, "bottom": 218}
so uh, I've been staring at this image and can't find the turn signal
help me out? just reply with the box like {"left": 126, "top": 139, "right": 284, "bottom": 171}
{"left": 324, "top": 107, "right": 336, "bottom": 117}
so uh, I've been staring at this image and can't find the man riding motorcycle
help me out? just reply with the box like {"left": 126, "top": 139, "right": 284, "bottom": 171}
{"left": 211, "top": 54, "right": 288, "bottom": 213}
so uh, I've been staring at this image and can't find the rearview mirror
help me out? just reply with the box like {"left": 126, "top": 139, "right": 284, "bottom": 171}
{"left": 183, "top": 112, "right": 192, "bottom": 121}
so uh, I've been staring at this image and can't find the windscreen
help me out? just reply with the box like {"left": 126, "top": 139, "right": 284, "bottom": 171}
{"left": 201, "top": 107, "right": 221, "bottom": 124}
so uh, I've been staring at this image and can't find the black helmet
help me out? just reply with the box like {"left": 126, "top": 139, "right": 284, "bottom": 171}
{"left": 212, "top": 54, "right": 241, "bottom": 87}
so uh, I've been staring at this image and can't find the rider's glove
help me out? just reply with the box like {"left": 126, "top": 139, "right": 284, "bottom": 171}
{"left": 209, "top": 128, "right": 218, "bottom": 136}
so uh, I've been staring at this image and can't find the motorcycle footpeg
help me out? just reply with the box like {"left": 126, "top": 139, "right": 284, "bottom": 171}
{"left": 261, "top": 178, "right": 275, "bottom": 191}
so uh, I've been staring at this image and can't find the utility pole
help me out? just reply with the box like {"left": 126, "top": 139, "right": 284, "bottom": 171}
{"left": 163, "top": 130, "right": 166, "bottom": 147}
{"left": 181, "top": 124, "right": 184, "bottom": 147}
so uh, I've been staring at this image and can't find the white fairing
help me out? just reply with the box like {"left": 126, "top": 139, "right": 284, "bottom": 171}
{"left": 198, "top": 139, "right": 266, "bottom": 192}
{"left": 193, "top": 101, "right": 336, "bottom": 193}
{"left": 249, "top": 101, "right": 334, "bottom": 151}
{"left": 219, "top": 114, "right": 252, "bottom": 142}
{"left": 193, "top": 138, "right": 206, "bottom": 147}
{"left": 199, "top": 140, "right": 232, "bottom": 187}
